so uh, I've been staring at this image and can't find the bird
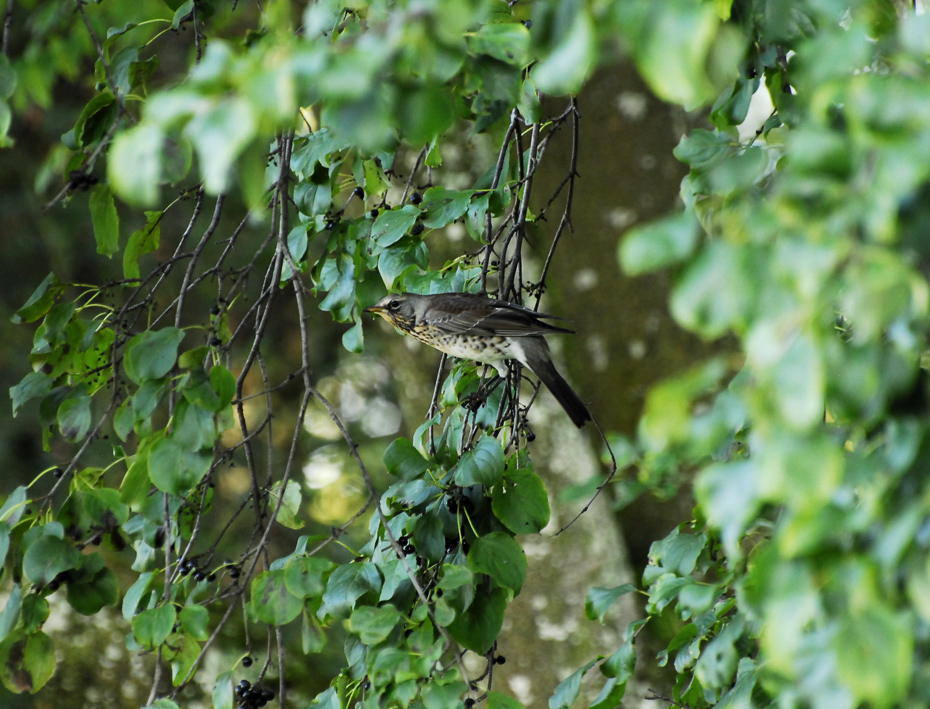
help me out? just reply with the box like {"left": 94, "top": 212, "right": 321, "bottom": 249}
{"left": 364, "top": 292, "right": 591, "bottom": 428}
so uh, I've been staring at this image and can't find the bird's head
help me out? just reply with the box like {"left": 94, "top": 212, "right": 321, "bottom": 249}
{"left": 363, "top": 294, "right": 420, "bottom": 332}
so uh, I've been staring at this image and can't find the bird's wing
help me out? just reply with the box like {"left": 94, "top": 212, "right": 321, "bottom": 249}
{"left": 423, "top": 295, "right": 574, "bottom": 337}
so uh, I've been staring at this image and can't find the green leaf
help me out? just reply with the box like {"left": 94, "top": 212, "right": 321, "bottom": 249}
{"left": 649, "top": 527, "right": 707, "bottom": 576}
{"left": 619, "top": 211, "right": 700, "bottom": 276}
{"left": 75, "top": 91, "right": 117, "bottom": 147}
{"left": 65, "top": 556, "right": 119, "bottom": 615}
{"left": 437, "top": 563, "right": 474, "bottom": 591}
{"left": 308, "top": 687, "right": 339, "bottom": 709}
{"left": 89, "top": 184, "right": 120, "bottom": 257}
{"left": 22, "top": 600, "right": 49, "bottom": 638}
{"left": 471, "top": 22, "right": 530, "bottom": 65}
{"left": 487, "top": 690, "right": 524, "bottom": 709}
{"left": 124, "top": 328, "right": 185, "bottom": 384}
{"left": 122, "top": 572, "right": 152, "bottom": 622}
{"left": 270, "top": 479, "right": 305, "bottom": 530}
{"left": 446, "top": 586, "right": 507, "bottom": 655}
{"left": 834, "top": 606, "right": 912, "bottom": 708}
{"left": 284, "top": 556, "right": 335, "bottom": 599}
{"left": 378, "top": 243, "right": 428, "bottom": 289}
{"left": 210, "top": 365, "right": 236, "bottom": 408}
{"left": 180, "top": 605, "right": 209, "bottom": 641}
{"left": 548, "top": 658, "right": 598, "bottom": 709}
{"left": 467, "top": 532, "right": 526, "bottom": 594}
{"left": 602, "top": 638, "right": 636, "bottom": 681}
{"left": 123, "top": 211, "right": 162, "bottom": 280}
{"left": 670, "top": 240, "right": 758, "bottom": 338}
{"left": 13, "top": 273, "right": 63, "bottom": 324}
{"left": 108, "top": 123, "right": 165, "bottom": 206}
{"left": 531, "top": 9, "right": 596, "bottom": 96}
{"left": 301, "top": 609, "right": 327, "bottom": 654}
{"left": 0, "top": 585, "right": 22, "bottom": 645}
{"left": 694, "top": 460, "right": 760, "bottom": 558}
{"left": 695, "top": 618, "right": 742, "bottom": 690}
{"left": 133, "top": 604, "right": 177, "bottom": 647}
{"left": 0, "top": 630, "right": 57, "bottom": 694}
{"left": 0, "top": 55, "right": 16, "bottom": 100}
{"left": 453, "top": 436, "right": 504, "bottom": 487}
{"left": 0, "top": 486, "right": 28, "bottom": 525}
{"left": 318, "top": 254, "right": 356, "bottom": 321}
{"left": 420, "top": 188, "right": 473, "bottom": 229}
{"left": 0, "top": 527, "right": 9, "bottom": 572}
{"left": 251, "top": 569, "right": 303, "bottom": 625}
{"left": 618, "top": 1, "right": 737, "bottom": 109}
{"left": 170, "top": 0, "right": 194, "bottom": 29}
{"left": 56, "top": 394, "right": 92, "bottom": 442}
{"left": 349, "top": 604, "right": 401, "bottom": 644}
{"left": 148, "top": 435, "right": 211, "bottom": 496}
{"left": 213, "top": 671, "right": 233, "bottom": 709}
{"left": 121, "top": 444, "right": 152, "bottom": 509}
{"left": 371, "top": 206, "right": 420, "bottom": 248}
{"left": 342, "top": 319, "right": 364, "bottom": 354}
{"left": 397, "top": 84, "right": 456, "bottom": 145}
{"left": 491, "top": 468, "right": 550, "bottom": 534}
{"left": 10, "top": 372, "right": 53, "bottom": 417}
{"left": 173, "top": 399, "right": 216, "bottom": 451}
{"left": 584, "top": 584, "right": 636, "bottom": 623}
{"left": 185, "top": 97, "right": 256, "bottom": 194}
{"left": 143, "top": 700, "right": 180, "bottom": 709}
{"left": 22, "top": 534, "right": 81, "bottom": 586}
{"left": 383, "top": 438, "right": 430, "bottom": 480}
{"left": 318, "top": 562, "right": 382, "bottom": 620}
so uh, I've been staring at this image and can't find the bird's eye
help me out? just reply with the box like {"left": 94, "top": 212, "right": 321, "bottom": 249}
{"left": 388, "top": 300, "right": 401, "bottom": 310}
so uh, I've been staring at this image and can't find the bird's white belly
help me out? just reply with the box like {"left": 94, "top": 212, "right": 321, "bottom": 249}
{"left": 430, "top": 334, "right": 527, "bottom": 376}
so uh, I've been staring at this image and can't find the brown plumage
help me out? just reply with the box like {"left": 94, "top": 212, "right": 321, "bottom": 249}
{"left": 364, "top": 292, "right": 591, "bottom": 428}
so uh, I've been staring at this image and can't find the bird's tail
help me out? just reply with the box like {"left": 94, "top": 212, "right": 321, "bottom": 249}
{"left": 523, "top": 346, "right": 591, "bottom": 428}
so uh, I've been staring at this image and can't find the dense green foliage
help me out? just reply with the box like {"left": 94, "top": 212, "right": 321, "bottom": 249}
{"left": 4, "top": 0, "right": 930, "bottom": 708}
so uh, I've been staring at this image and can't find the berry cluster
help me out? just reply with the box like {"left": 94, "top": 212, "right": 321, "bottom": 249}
{"left": 235, "top": 679, "right": 274, "bottom": 708}
{"left": 177, "top": 558, "right": 216, "bottom": 583}
{"left": 396, "top": 535, "right": 416, "bottom": 556}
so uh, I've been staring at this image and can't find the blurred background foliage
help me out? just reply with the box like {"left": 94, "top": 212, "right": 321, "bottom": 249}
{"left": 2, "top": 1, "right": 930, "bottom": 708}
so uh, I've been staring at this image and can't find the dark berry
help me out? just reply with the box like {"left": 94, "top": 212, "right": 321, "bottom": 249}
{"left": 53, "top": 467, "right": 64, "bottom": 479}
{"left": 240, "top": 679, "right": 251, "bottom": 689}
{"left": 208, "top": 573, "right": 217, "bottom": 582}
{"left": 410, "top": 223, "right": 424, "bottom": 236}
{"left": 230, "top": 567, "right": 241, "bottom": 579}
{"left": 242, "top": 656, "right": 253, "bottom": 667}
{"left": 370, "top": 208, "right": 379, "bottom": 218}
{"left": 210, "top": 303, "right": 221, "bottom": 315}
{"left": 496, "top": 655, "right": 506, "bottom": 664}
{"left": 461, "top": 540, "right": 470, "bottom": 555}
{"left": 465, "top": 700, "right": 475, "bottom": 708}
{"left": 353, "top": 186, "right": 364, "bottom": 198}
{"left": 398, "top": 535, "right": 409, "bottom": 546}
{"left": 194, "top": 570, "right": 207, "bottom": 582}
{"left": 210, "top": 336, "right": 223, "bottom": 346}
{"left": 522, "top": 19, "right": 532, "bottom": 28}
{"left": 403, "top": 543, "right": 416, "bottom": 554}
{"left": 435, "top": 589, "right": 443, "bottom": 598}
{"left": 410, "top": 192, "right": 422, "bottom": 205}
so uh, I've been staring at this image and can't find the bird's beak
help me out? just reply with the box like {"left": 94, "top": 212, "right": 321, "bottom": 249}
{"left": 363, "top": 304, "right": 385, "bottom": 314}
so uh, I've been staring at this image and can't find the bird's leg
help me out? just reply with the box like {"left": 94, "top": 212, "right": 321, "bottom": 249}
{"left": 461, "top": 365, "right": 505, "bottom": 412}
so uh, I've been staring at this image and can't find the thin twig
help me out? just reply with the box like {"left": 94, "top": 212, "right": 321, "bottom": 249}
{"left": 1, "top": 0, "right": 13, "bottom": 57}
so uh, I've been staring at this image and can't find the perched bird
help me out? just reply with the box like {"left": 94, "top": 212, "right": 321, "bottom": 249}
{"left": 364, "top": 292, "right": 591, "bottom": 428}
